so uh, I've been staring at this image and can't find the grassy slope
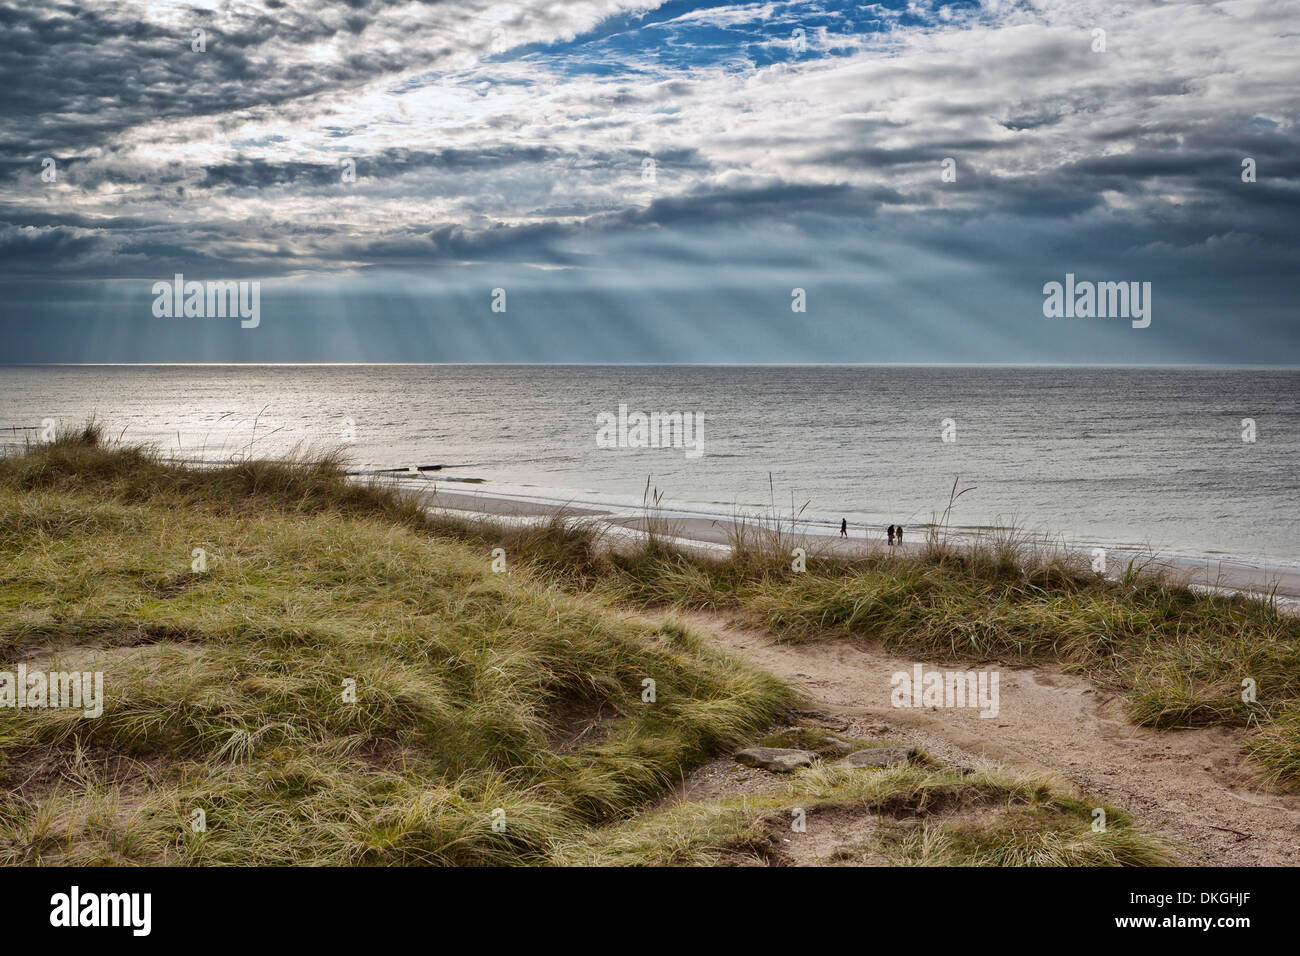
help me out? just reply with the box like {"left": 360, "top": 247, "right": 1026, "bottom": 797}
{"left": 0, "top": 430, "right": 1180, "bottom": 865}
{"left": 431, "top": 503, "right": 1300, "bottom": 791}
{"left": 0, "top": 432, "right": 791, "bottom": 864}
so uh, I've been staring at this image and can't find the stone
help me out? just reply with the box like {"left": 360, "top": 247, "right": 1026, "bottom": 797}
{"left": 821, "top": 737, "right": 857, "bottom": 756}
{"left": 761, "top": 726, "right": 856, "bottom": 756}
{"left": 734, "top": 747, "right": 818, "bottom": 773}
{"left": 835, "top": 746, "right": 916, "bottom": 770}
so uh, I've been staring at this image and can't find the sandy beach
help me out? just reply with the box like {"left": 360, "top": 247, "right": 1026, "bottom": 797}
{"left": 415, "top": 483, "right": 1300, "bottom": 608}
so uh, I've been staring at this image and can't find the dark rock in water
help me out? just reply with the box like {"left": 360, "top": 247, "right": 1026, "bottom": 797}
{"left": 835, "top": 746, "right": 916, "bottom": 770}
{"left": 734, "top": 747, "right": 818, "bottom": 773}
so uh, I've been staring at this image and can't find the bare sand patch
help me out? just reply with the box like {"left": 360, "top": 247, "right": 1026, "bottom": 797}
{"left": 649, "top": 609, "right": 1300, "bottom": 866}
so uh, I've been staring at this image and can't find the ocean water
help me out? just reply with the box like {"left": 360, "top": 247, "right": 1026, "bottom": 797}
{"left": 2, "top": 365, "right": 1297, "bottom": 566}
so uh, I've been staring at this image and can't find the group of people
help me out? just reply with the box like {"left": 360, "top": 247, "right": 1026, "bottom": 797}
{"left": 837, "top": 518, "right": 905, "bottom": 546}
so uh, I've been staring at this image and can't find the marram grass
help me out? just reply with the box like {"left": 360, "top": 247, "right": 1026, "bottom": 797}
{"left": 0, "top": 427, "right": 1187, "bottom": 864}
{"left": 551, "top": 765, "right": 1178, "bottom": 867}
{"left": 0, "top": 426, "right": 792, "bottom": 864}
{"left": 438, "top": 487, "right": 1300, "bottom": 791}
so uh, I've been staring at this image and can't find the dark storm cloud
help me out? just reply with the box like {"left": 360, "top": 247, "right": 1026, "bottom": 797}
{"left": 198, "top": 146, "right": 565, "bottom": 188}
{"left": 0, "top": 0, "right": 1297, "bottom": 364}
{"left": 0, "top": 0, "right": 612, "bottom": 160}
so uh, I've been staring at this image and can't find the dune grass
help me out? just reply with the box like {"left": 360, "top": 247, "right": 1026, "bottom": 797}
{"left": 0, "top": 427, "right": 1215, "bottom": 864}
{"left": 418, "top": 486, "right": 1300, "bottom": 791}
{"left": 0, "top": 426, "right": 793, "bottom": 864}
{"left": 551, "top": 764, "right": 1177, "bottom": 867}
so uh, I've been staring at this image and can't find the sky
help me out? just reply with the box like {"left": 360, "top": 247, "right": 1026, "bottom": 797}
{"left": 0, "top": 0, "right": 1297, "bottom": 364}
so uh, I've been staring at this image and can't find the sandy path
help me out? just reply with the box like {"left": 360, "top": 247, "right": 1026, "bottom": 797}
{"left": 414, "top": 486, "right": 1300, "bottom": 861}
{"left": 658, "top": 609, "right": 1300, "bottom": 866}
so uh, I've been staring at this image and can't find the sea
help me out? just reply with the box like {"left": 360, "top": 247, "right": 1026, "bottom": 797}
{"left": 2, "top": 364, "right": 1297, "bottom": 569}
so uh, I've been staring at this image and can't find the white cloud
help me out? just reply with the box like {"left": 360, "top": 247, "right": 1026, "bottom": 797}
{"left": 2, "top": 0, "right": 1296, "bottom": 277}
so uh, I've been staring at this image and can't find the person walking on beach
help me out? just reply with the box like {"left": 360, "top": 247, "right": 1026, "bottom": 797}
{"left": 896, "top": 525, "right": 904, "bottom": 546}
{"left": 840, "top": 518, "right": 847, "bottom": 538}
{"left": 887, "top": 524, "right": 895, "bottom": 546}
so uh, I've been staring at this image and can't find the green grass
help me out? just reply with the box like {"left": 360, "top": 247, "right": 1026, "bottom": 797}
{"left": 420, "top": 487, "right": 1300, "bottom": 790}
{"left": 0, "top": 426, "right": 792, "bottom": 864}
{"left": 0, "top": 426, "right": 1199, "bottom": 864}
{"left": 551, "top": 764, "right": 1178, "bottom": 866}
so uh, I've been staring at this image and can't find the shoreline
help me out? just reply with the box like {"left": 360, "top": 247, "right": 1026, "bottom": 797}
{"left": 409, "top": 481, "right": 1300, "bottom": 609}
{"left": 13, "top": 434, "right": 1291, "bottom": 605}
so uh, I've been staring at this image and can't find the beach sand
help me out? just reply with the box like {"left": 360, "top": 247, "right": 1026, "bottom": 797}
{"left": 417, "top": 486, "right": 1300, "bottom": 607}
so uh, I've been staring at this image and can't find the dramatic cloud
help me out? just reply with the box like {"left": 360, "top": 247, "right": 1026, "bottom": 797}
{"left": 1, "top": 0, "right": 1296, "bottom": 362}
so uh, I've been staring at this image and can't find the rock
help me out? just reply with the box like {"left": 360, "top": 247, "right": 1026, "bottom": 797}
{"left": 762, "top": 726, "right": 856, "bottom": 757}
{"left": 734, "top": 747, "right": 818, "bottom": 773}
{"left": 835, "top": 746, "right": 916, "bottom": 770}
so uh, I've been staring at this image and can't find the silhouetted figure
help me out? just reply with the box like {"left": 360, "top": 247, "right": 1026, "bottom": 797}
{"left": 887, "top": 524, "right": 895, "bottom": 546}
{"left": 840, "top": 518, "right": 847, "bottom": 538}
{"left": 896, "top": 525, "right": 904, "bottom": 546}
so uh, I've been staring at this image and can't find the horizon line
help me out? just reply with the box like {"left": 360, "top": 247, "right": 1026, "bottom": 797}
{"left": 3, "top": 362, "right": 1300, "bottom": 370}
